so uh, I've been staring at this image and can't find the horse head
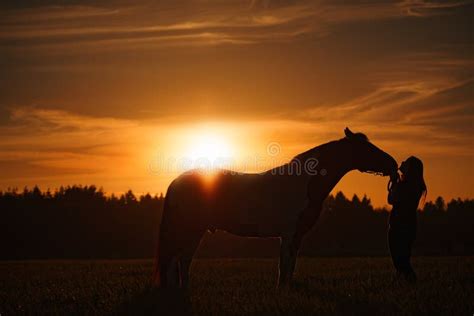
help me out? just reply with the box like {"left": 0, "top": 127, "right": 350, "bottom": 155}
{"left": 343, "top": 127, "right": 397, "bottom": 177}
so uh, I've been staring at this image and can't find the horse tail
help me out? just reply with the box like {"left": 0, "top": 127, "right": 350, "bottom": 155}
{"left": 152, "top": 186, "right": 172, "bottom": 287}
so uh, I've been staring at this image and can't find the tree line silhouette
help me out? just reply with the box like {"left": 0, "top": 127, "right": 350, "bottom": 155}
{"left": 0, "top": 185, "right": 472, "bottom": 259}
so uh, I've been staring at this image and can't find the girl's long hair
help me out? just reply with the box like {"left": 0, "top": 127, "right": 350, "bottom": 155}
{"left": 404, "top": 156, "right": 427, "bottom": 207}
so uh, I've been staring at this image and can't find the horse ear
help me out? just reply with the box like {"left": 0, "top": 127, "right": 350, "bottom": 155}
{"left": 344, "top": 127, "right": 354, "bottom": 138}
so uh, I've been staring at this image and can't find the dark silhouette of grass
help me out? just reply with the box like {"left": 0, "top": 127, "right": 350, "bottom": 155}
{"left": 1, "top": 257, "right": 473, "bottom": 315}
{"left": 113, "top": 287, "right": 192, "bottom": 316}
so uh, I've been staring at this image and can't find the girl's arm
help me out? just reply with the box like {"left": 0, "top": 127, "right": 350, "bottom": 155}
{"left": 387, "top": 173, "right": 400, "bottom": 205}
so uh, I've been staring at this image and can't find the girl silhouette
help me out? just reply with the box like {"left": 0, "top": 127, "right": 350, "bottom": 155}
{"left": 387, "top": 156, "right": 427, "bottom": 282}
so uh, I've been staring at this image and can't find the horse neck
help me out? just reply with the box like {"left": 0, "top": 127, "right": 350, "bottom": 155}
{"left": 302, "top": 140, "right": 355, "bottom": 202}
{"left": 265, "top": 139, "right": 357, "bottom": 198}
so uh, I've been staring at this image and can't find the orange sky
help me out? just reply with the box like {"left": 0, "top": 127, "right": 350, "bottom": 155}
{"left": 0, "top": 0, "right": 472, "bottom": 206}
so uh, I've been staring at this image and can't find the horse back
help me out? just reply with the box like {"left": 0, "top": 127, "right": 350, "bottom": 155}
{"left": 167, "top": 169, "right": 311, "bottom": 237}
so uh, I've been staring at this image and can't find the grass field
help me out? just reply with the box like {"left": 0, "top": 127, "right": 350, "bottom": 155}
{"left": 1, "top": 257, "right": 473, "bottom": 315}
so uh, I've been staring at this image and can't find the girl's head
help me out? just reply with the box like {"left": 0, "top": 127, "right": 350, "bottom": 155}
{"left": 400, "top": 156, "right": 427, "bottom": 200}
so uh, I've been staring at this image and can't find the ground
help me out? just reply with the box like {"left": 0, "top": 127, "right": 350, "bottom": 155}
{"left": 0, "top": 257, "right": 473, "bottom": 315}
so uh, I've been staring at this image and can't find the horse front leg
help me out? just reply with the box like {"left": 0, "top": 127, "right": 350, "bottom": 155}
{"left": 277, "top": 202, "right": 322, "bottom": 288}
{"left": 278, "top": 235, "right": 300, "bottom": 288}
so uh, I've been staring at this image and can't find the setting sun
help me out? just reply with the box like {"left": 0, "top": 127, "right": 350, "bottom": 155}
{"left": 187, "top": 133, "right": 232, "bottom": 161}
{"left": 184, "top": 130, "right": 235, "bottom": 168}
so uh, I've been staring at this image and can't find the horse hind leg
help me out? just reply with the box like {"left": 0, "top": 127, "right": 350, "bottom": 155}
{"left": 158, "top": 244, "right": 182, "bottom": 288}
{"left": 158, "top": 221, "right": 205, "bottom": 288}
{"left": 155, "top": 186, "right": 207, "bottom": 288}
{"left": 156, "top": 211, "right": 184, "bottom": 287}
{"left": 179, "top": 229, "right": 205, "bottom": 289}
{"left": 167, "top": 257, "right": 182, "bottom": 287}
{"left": 179, "top": 257, "right": 192, "bottom": 289}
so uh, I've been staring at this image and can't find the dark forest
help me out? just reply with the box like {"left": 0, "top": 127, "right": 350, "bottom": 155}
{"left": 1, "top": 186, "right": 472, "bottom": 260}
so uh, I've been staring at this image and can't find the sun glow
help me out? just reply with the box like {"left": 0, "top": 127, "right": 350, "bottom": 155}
{"left": 185, "top": 130, "right": 234, "bottom": 167}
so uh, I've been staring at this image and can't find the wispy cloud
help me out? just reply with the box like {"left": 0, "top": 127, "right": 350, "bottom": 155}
{"left": 288, "top": 52, "right": 474, "bottom": 157}
{"left": 0, "top": 107, "right": 141, "bottom": 178}
{"left": 1, "top": 0, "right": 470, "bottom": 52}
{"left": 9, "top": 107, "right": 137, "bottom": 131}
{"left": 398, "top": 0, "right": 472, "bottom": 17}
{"left": 0, "top": 2, "right": 316, "bottom": 51}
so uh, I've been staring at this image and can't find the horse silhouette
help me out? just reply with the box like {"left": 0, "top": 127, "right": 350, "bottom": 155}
{"left": 153, "top": 128, "right": 397, "bottom": 288}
